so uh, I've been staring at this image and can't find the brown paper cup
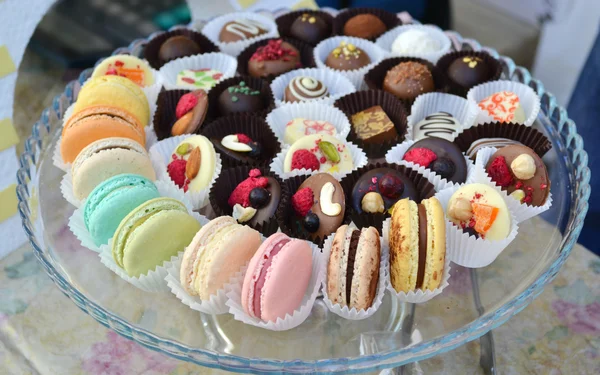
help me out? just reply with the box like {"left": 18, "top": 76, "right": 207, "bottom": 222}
{"left": 277, "top": 175, "right": 352, "bottom": 247}
{"left": 153, "top": 88, "right": 193, "bottom": 141}
{"left": 332, "top": 7, "right": 402, "bottom": 41}
{"left": 236, "top": 37, "right": 316, "bottom": 82}
{"left": 453, "top": 122, "right": 552, "bottom": 159}
{"left": 334, "top": 89, "right": 408, "bottom": 158}
{"left": 201, "top": 114, "right": 281, "bottom": 168}
{"left": 364, "top": 57, "right": 448, "bottom": 109}
{"left": 206, "top": 76, "right": 275, "bottom": 121}
{"left": 144, "top": 29, "right": 219, "bottom": 69}
{"left": 275, "top": 10, "right": 334, "bottom": 46}
{"left": 209, "top": 165, "right": 281, "bottom": 236}
{"left": 435, "top": 51, "right": 503, "bottom": 97}
{"left": 339, "top": 162, "right": 436, "bottom": 232}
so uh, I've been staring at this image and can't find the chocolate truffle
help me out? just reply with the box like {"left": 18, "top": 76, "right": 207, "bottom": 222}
{"left": 217, "top": 81, "right": 265, "bottom": 115}
{"left": 351, "top": 168, "right": 419, "bottom": 214}
{"left": 248, "top": 39, "right": 301, "bottom": 78}
{"left": 351, "top": 105, "right": 398, "bottom": 144}
{"left": 478, "top": 91, "right": 526, "bottom": 123}
{"left": 403, "top": 137, "right": 467, "bottom": 184}
{"left": 485, "top": 144, "right": 550, "bottom": 206}
{"left": 291, "top": 173, "right": 345, "bottom": 240}
{"left": 391, "top": 29, "right": 441, "bottom": 55}
{"left": 290, "top": 13, "right": 329, "bottom": 45}
{"left": 212, "top": 133, "right": 267, "bottom": 164}
{"left": 284, "top": 76, "right": 329, "bottom": 103}
{"left": 325, "top": 41, "right": 371, "bottom": 71}
{"left": 158, "top": 36, "right": 202, "bottom": 65}
{"left": 219, "top": 19, "right": 268, "bottom": 43}
{"left": 447, "top": 55, "right": 490, "bottom": 88}
{"left": 228, "top": 169, "right": 281, "bottom": 226}
{"left": 383, "top": 62, "right": 435, "bottom": 101}
{"left": 413, "top": 111, "right": 461, "bottom": 141}
{"left": 343, "top": 14, "right": 387, "bottom": 39}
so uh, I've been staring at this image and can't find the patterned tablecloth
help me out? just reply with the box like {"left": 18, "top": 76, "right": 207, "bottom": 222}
{"left": 2, "top": 50, "right": 599, "bottom": 375}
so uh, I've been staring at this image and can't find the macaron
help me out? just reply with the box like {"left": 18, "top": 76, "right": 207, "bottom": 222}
{"left": 84, "top": 174, "right": 160, "bottom": 247}
{"left": 389, "top": 197, "right": 446, "bottom": 293}
{"left": 61, "top": 105, "right": 146, "bottom": 163}
{"left": 241, "top": 233, "right": 313, "bottom": 322}
{"left": 73, "top": 75, "right": 150, "bottom": 126}
{"left": 112, "top": 197, "right": 201, "bottom": 277}
{"left": 327, "top": 225, "right": 381, "bottom": 310}
{"left": 92, "top": 55, "right": 154, "bottom": 87}
{"left": 72, "top": 137, "right": 156, "bottom": 201}
{"left": 167, "top": 135, "right": 217, "bottom": 192}
{"left": 180, "top": 216, "right": 262, "bottom": 299}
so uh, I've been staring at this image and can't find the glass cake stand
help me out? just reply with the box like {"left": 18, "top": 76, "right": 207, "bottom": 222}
{"left": 16, "top": 12, "right": 590, "bottom": 375}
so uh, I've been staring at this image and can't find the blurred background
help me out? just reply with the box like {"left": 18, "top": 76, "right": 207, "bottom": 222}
{"left": 15, "top": 0, "right": 600, "bottom": 252}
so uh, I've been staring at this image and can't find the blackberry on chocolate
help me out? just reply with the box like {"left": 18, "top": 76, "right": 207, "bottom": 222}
{"left": 303, "top": 212, "right": 320, "bottom": 233}
{"left": 378, "top": 173, "right": 404, "bottom": 199}
{"left": 248, "top": 141, "right": 263, "bottom": 158}
{"left": 430, "top": 157, "right": 455, "bottom": 180}
{"left": 249, "top": 187, "right": 271, "bottom": 208}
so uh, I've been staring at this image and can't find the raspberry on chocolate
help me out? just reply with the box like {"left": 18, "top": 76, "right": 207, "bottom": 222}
{"left": 250, "top": 39, "right": 298, "bottom": 62}
{"left": 487, "top": 156, "right": 514, "bottom": 188}
{"left": 167, "top": 159, "right": 188, "bottom": 188}
{"left": 291, "top": 149, "right": 320, "bottom": 171}
{"left": 403, "top": 148, "right": 437, "bottom": 168}
{"left": 176, "top": 92, "right": 199, "bottom": 119}
{"left": 291, "top": 187, "right": 314, "bottom": 217}
{"left": 236, "top": 134, "right": 253, "bottom": 144}
{"left": 228, "top": 170, "right": 269, "bottom": 207}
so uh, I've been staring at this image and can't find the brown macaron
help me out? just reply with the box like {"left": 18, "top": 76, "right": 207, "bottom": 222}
{"left": 389, "top": 197, "right": 445, "bottom": 293}
{"left": 327, "top": 225, "right": 381, "bottom": 310}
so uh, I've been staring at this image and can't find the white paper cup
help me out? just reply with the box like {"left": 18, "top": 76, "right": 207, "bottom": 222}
{"left": 265, "top": 101, "right": 351, "bottom": 145}
{"left": 202, "top": 12, "right": 279, "bottom": 57}
{"left": 407, "top": 92, "right": 480, "bottom": 141}
{"left": 381, "top": 218, "right": 451, "bottom": 303}
{"left": 434, "top": 179, "right": 519, "bottom": 268}
{"left": 225, "top": 241, "right": 324, "bottom": 331}
{"left": 467, "top": 80, "right": 541, "bottom": 127}
{"left": 270, "top": 139, "right": 367, "bottom": 181}
{"left": 385, "top": 140, "right": 476, "bottom": 190}
{"left": 375, "top": 24, "right": 452, "bottom": 63}
{"left": 158, "top": 53, "right": 238, "bottom": 91}
{"left": 149, "top": 134, "right": 222, "bottom": 210}
{"left": 314, "top": 36, "right": 386, "bottom": 88}
{"left": 474, "top": 147, "right": 553, "bottom": 223}
{"left": 270, "top": 68, "right": 356, "bottom": 107}
{"left": 320, "top": 230, "right": 387, "bottom": 320}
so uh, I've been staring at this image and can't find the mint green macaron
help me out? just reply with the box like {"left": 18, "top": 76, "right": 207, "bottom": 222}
{"left": 84, "top": 174, "right": 160, "bottom": 247}
{"left": 112, "top": 197, "right": 201, "bottom": 277}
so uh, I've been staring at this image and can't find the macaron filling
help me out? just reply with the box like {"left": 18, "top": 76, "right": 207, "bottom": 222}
{"left": 253, "top": 238, "right": 291, "bottom": 319}
{"left": 345, "top": 229, "right": 360, "bottom": 306}
{"left": 416, "top": 203, "right": 428, "bottom": 290}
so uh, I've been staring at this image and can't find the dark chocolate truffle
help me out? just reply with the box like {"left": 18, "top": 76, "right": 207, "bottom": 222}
{"left": 217, "top": 81, "right": 265, "bottom": 115}
{"left": 403, "top": 137, "right": 467, "bottom": 184}
{"left": 158, "top": 36, "right": 202, "bottom": 64}
{"left": 219, "top": 19, "right": 268, "bottom": 43}
{"left": 350, "top": 105, "right": 398, "bottom": 144}
{"left": 351, "top": 168, "right": 419, "bottom": 214}
{"left": 343, "top": 14, "right": 387, "bottom": 39}
{"left": 247, "top": 39, "right": 301, "bottom": 78}
{"left": 284, "top": 76, "right": 329, "bottom": 103}
{"left": 447, "top": 55, "right": 490, "bottom": 88}
{"left": 324, "top": 41, "right": 371, "bottom": 71}
{"left": 383, "top": 62, "right": 435, "bottom": 101}
{"left": 290, "top": 13, "right": 329, "bottom": 45}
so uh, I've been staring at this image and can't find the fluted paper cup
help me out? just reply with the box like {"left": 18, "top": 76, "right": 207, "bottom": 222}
{"left": 158, "top": 53, "right": 237, "bottom": 91}
{"left": 375, "top": 24, "right": 451, "bottom": 63}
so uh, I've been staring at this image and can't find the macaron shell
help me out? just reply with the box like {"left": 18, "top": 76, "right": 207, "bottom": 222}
{"left": 72, "top": 148, "right": 155, "bottom": 201}
{"left": 74, "top": 75, "right": 150, "bottom": 126}
{"left": 326, "top": 225, "right": 350, "bottom": 306}
{"left": 421, "top": 197, "right": 445, "bottom": 291}
{"left": 389, "top": 198, "right": 419, "bottom": 293}
{"left": 283, "top": 134, "right": 354, "bottom": 174}
{"left": 92, "top": 55, "right": 154, "bottom": 87}
{"left": 122, "top": 210, "right": 200, "bottom": 277}
{"left": 350, "top": 227, "right": 380, "bottom": 310}
{"left": 172, "top": 135, "right": 216, "bottom": 192}
{"left": 260, "top": 238, "right": 312, "bottom": 322}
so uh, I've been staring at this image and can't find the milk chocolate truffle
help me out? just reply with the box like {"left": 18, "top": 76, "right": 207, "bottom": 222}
{"left": 217, "top": 81, "right": 265, "bottom": 115}
{"left": 485, "top": 144, "right": 550, "bottom": 206}
{"left": 248, "top": 39, "right": 301, "bottom": 78}
{"left": 351, "top": 168, "right": 419, "bottom": 214}
{"left": 383, "top": 62, "right": 435, "bottom": 101}
{"left": 158, "top": 35, "right": 202, "bottom": 64}
{"left": 290, "top": 13, "right": 329, "bottom": 45}
{"left": 447, "top": 55, "right": 490, "bottom": 88}
{"left": 403, "top": 137, "right": 467, "bottom": 184}
{"left": 284, "top": 76, "right": 329, "bottom": 103}
{"left": 325, "top": 41, "right": 371, "bottom": 71}
{"left": 219, "top": 19, "right": 268, "bottom": 43}
{"left": 351, "top": 105, "right": 398, "bottom": 144}
{"left": 343, "top": 14, "right": 387, "bottom": 39}
{"left": 228, "top": 169, "right": 281, "bottom": 226}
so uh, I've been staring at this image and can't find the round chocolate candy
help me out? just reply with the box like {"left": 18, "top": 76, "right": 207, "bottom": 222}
{"left": 158, "top": 36, "right": 202, "bottom": 65}
{"left": 247, "top": 39, "right": 301, "bottom": 78}
{"left": 290, "top": 13, "right": 329, "bottom": 45}
{"left": 219, "top": 19, "right": 268, "bottom": 43}
{"left": 351, "top": 168, "right": 419, "bottom": 214}
{"left": 383, "top": 62, "right": 435, "bottom": 101}
{"left": 324, "top": 41, "right": 371, "bottom": 71}
{"left": 217, "top": 81, "right": 265, "bottom": 115}
{"left": 447, "top": 55, "right": 491, "bottom": 88}
{"left": 343, "top": 14, "right": 387, "bottom": 39}
{"left": 403, "top": 137, "right": 467, "bottom": 184}
{"left": 284, "top": 76, "right": 329, "bottom": 103}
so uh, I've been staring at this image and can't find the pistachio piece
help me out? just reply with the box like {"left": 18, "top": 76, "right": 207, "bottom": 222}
{"left": 318, "top": 141, "right": 340, "bottom": 163}
{"left": 319, "top": 182, "right": 342, "bottom": 217}
{"left": 221, "top": 134, "right": 252, "bottom": 152}
{"left": 176, "top": 143, "right": 192, "bottom": 156}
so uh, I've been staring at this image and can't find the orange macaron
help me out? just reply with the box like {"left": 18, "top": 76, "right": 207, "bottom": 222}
{"left": 61, "top": 105, "right": 146, "bottom": 163}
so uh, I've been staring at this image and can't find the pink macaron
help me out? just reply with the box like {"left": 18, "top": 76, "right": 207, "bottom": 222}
{"left": 241, "top": 233, "right": 312, "bottom": 322}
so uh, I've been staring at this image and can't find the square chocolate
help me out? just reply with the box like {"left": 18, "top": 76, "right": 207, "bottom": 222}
{"left": 351, "top": 105, "right": 398, "bottom": 144}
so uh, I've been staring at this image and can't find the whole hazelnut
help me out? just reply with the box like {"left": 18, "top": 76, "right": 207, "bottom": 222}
{"left": 448, "top": 197, "right": 473, "bottom": 221}
{"left": 510, "top": 154, "right": 536, "bottom": 180}
{"left": 510, "top": 189, "right": 525, "bottom": 202}
{"left": 361, "top": 192, "right": 385, "bottom": 213}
